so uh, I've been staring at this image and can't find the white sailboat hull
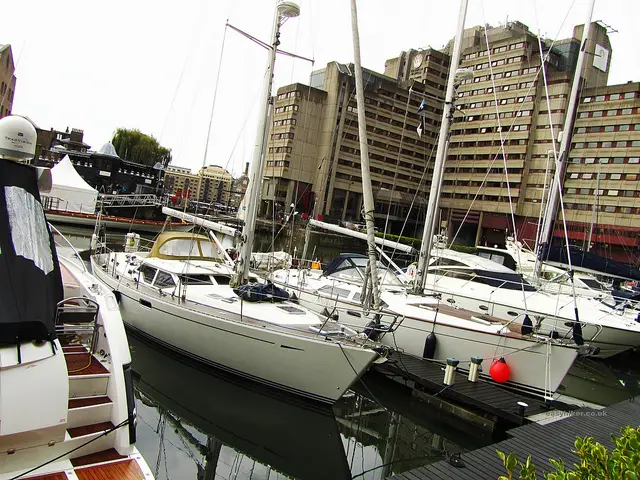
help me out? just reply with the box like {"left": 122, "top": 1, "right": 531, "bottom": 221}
{"left": 272, "top": 277, "right": 577, "bottom": 397}
{"left": 421, "top": 283, "right": 640, "bottom": 359}
{"left": 91, "top": 259, "right": 377, "bottom": 404}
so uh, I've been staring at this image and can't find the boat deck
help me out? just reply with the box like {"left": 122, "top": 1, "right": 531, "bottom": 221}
{"left": 390, "top": 397, "right": 640, "bottom": 479}
{"left": 374, "top": 351, "right": 575, "bottom": 429}
{"left": 25, "top": 458, "right": 147, "bottom": 480}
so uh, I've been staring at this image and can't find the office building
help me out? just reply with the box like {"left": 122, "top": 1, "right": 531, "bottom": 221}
{"left": 0, "top": 44, "right": 16, "bottom": 119}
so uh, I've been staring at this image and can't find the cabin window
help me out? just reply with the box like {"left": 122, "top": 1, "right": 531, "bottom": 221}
{"left": 139, "top": 265, "right": 157, "bottom": 284}
{"left": 154, "top": 271, "right": 176, "bottom": 288}
{"left": 212, "top": 275, "right": 231, "bottom": 285}
{"left": 180, "top": 274, "right": 213, "bottom": 285}
{"left": 159, "top": 239, "right": 200, "bottom": 257}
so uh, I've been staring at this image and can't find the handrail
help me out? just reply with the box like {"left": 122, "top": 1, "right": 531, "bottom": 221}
{"left": 49, "top": 223, "right": 88, "bottom": 272}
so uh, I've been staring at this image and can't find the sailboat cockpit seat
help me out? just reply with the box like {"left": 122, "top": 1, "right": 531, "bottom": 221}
{"left": 55, "top": 297, "right": 100, "bottom": 352}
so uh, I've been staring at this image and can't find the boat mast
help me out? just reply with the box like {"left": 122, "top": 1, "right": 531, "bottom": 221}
{"left": 410, "top": 0, "right": 468, "bottom": 294}
{"left": 586, "top": 163, "right": 601, "bottom": 252}
{"left": 350, "top": 0, "right": 381, "bottom": 309}
{"left": 535, "top": 0, "right": 595, "bottom": 276}
{"left": 233, "top": 1, "right": 300, "bottom": 286}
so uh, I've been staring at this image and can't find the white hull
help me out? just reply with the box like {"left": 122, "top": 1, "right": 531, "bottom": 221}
{"left": 273, "top": 278, "right": 577, "bottom": 397}
{"left": 91, "top": 258, "right": 377, "bottom": 404}
{"left": 424, "top": 285, "right": 640, "bottom": 358}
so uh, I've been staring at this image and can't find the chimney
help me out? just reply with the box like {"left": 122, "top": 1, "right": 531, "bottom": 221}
{"left": 244, "top": 162, "right": 249, "bottom": 176}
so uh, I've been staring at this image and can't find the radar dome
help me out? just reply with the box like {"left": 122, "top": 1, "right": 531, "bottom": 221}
{"left": 0, "top": 116, "right": 37, "bottom": 161}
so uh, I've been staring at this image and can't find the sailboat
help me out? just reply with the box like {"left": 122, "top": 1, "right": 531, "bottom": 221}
{"left": 90, "top": 1, "right": 383, "bottom": 404}
{"left": 271, "top": 0, "right": 584, "bottom": 398}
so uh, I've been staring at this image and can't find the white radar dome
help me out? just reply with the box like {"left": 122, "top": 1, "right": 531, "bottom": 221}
{"left": 0, "top": 116, "right": 37, "bottom": 161}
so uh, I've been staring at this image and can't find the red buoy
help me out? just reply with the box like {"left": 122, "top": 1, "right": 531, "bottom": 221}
{"left": 489, "top": 357, "right": 511, "bottom": 383}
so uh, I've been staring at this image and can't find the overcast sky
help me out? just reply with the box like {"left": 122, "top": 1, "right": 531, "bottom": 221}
{"left": 8, "top": 0, "right": 639, "bottom": 177}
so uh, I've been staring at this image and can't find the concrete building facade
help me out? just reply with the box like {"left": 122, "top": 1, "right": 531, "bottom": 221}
{"left": 0, "top": 45, "right": 16, "bottom": 119}
{"left": 164, "top": 165, "right": 233, "bottom": 207}
{"left": 262, "top": 63, "right": 441, "bottom": 232}
{"left": 260, "top": 21, "right": 638, "bottom": 261}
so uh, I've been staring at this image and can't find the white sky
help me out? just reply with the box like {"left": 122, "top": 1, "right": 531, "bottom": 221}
{"left": 8, "top": 0, "right": 639, "bottom": 177}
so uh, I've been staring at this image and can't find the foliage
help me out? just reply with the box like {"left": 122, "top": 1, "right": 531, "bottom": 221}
{"left": 497, "top": 426, "right": 640, "bottom": 480}
{"left": 374, "top": 232, "right": 422, "bottom": 249}
{"left": 373, "top": 232, "right": 479, "bottom": 254}
{"left": 111, "top": 128, "right": 172, "bottom": 167}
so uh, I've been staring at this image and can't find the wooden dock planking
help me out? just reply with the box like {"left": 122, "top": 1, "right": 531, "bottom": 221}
{"left": 75, "top": 459, "right": 146, "bottom": 480}
{"left": 375, "top": 351, "right": 564, "bottom": 426}
{"left": 390, "top": 398, "right": 640, "bottom": 479}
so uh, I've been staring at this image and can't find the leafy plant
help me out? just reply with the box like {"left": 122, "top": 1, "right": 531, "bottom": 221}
{"left": 497, "top": 426, "right": 640, "bottom": 479}
{"left": 111, "top": 128, "right": 172, "bottom": 167}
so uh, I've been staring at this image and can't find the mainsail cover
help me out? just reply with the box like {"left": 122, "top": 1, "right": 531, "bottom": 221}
{"left": 0, "top": 160, "right": 63, "bottom": 344}
{"left": 539, "top": 245, "right": 640, "bottom": 281}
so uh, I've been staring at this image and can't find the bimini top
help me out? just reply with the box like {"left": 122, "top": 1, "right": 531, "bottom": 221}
{"left": 0, "top": 159, "right": 63, "bottom": 344}
{"left": 322, "top": 253, "right": 404, "bottom": 286}
{"left": 147, "top": 232, "right": 226, "bottom": 262}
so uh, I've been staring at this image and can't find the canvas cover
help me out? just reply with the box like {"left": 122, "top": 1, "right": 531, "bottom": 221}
{"left": 540, "top": 245, "right": 640, "bottom": 281}
{"left": 0, "top": 160, "right": 63, "bottom": 344}
{"left": 49, "top": 155, "right": 98, "bottom": 214}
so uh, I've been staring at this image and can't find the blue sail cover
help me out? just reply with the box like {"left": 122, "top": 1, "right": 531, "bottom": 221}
{"left": 0, "top": 160, "right": 63, "bottom": 344}
{"left": 539, "top": 245, "right": 640, "bottom": 281}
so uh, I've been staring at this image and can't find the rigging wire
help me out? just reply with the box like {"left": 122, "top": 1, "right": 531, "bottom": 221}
{"left": 479, "top": 0, "right": 530, "bottom": 314}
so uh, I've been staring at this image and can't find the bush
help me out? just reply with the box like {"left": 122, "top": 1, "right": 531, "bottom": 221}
{"left": 497, "top": 426, "right": 640, "bottom": 480}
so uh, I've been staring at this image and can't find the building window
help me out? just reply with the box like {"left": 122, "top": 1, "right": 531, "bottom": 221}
{"left": 595, "top": 95, "right": 605, "bottom": 102}
{"left": 624, "top": 92, "right": 636, "bottom": 99}
{"left": 607, "top": 190, "right": 619, "bottom": 196}
{"left": 609, "top": 93, "right": 621, "bottom": 100}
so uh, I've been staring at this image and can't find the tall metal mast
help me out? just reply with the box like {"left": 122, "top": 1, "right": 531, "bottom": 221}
{"left": 410, "top": 0, "right": 469, "bottom": 294}
{"left": 233, "top": 1, "right": 300, "bottom": 286}
{"left": 350, "top": 0, "right": 381, "bottom": 308}
{"left": 535, "top": 1, "right": 595, "bottom": 276}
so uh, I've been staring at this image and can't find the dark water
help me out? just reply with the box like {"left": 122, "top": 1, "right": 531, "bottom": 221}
{"left": 53, "top": 224, "right": 640, "bottom": 479}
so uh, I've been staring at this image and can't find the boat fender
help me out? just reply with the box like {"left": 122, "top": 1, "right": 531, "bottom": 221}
{"left": 422, "top": 333, "right": 437, "bottom": 359}
{"left": 489, "top": 357, "right": 510, "bottom": 383}
{"left": 112, "top": 290, "right": 122, "bottom": 304}
{"left": 521, "top": 315, "right": 533, "bottom": 335}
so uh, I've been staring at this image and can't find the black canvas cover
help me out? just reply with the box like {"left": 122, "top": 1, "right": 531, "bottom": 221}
{"left": 539, "top": 245, "right": 640, "bottom": 281}
{"left": 0, "top": 160, "right": 63, "bottom": 344}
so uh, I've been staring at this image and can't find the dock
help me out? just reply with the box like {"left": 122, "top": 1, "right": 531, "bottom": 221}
{"left": 374, "top": 352, "right": 575, "bottom": 431}
{"left": 390, "top": 397, "right": 639, "bottom": 479}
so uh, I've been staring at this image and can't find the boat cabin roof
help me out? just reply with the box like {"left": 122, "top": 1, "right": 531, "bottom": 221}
{"left": 322, "top": 253, "right": 404, "bottom": 286}
{"left": 147, "top": 232, "right": 227, "bottom": 262}
{"left": 142, "top": 257, "right": 233, "bottom": 276}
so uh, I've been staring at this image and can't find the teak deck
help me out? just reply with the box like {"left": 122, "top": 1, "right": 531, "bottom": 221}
{"left": 390, "top": 397, "right": 640, "bottom": 479}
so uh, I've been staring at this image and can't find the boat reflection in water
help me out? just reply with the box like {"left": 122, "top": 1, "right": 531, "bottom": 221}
{"left": 129, "top": 333, "right": 352, "bottom": 480}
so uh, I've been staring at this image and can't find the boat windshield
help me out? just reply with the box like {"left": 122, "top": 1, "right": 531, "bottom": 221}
{"left": 148, "top": 232, "right": 226, "bottom": 262}
{"left": 432, "top": 267, "right": 537, "bottom": 292}
{"left": 324, "top": 256, "right": 404, "bottom": 286}
{"left": 578, "top": 278, "right": 607, "bottom": 291}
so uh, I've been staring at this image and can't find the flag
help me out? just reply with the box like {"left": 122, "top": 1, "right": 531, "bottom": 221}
{"left": 417, "top": 117, "right": 424, "bottom": 138}
{"left": 417, "top": 99, "right": 426, "bottom": 114}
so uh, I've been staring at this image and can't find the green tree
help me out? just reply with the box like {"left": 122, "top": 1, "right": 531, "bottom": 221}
{"left": 497, "top": 426, "right": 640, "bottom": 479}
{"left": 111, "top": 128, "right": 172, "bottom": 167}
